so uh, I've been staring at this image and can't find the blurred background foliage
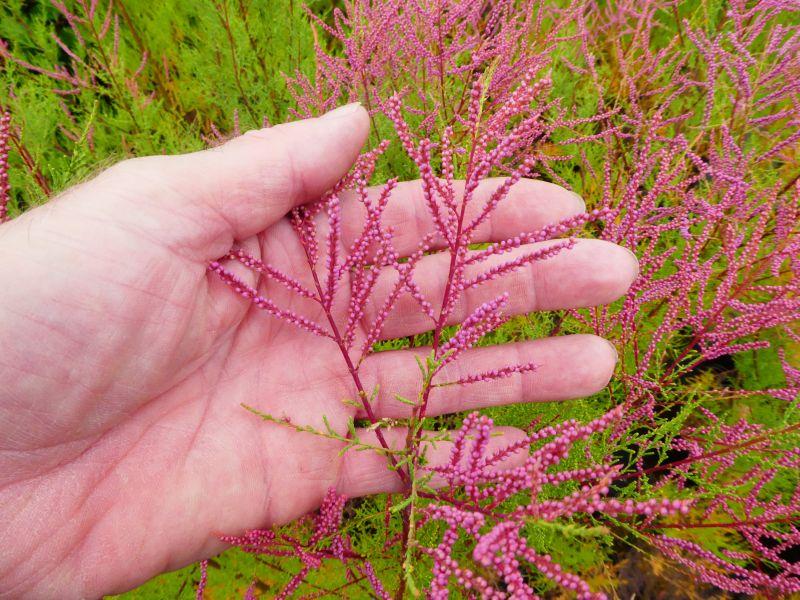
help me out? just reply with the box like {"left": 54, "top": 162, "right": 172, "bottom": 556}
{"left": 0, "top": 0, "right": 329, "bottom": 205}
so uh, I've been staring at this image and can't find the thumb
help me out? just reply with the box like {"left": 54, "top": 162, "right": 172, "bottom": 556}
{"left": 87, "top": 103, "right": 370, "bottom": 260}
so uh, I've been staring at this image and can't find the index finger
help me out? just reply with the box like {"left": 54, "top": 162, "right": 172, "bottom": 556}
{"left": 338, "top": 178, "right": 585, "bottom": 257}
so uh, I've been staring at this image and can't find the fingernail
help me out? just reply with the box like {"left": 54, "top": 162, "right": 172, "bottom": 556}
{"left": 604, "top": 339, "right": 619, "bottom": 364}
{"left": 321, "top": 102, "right": 362, "bottom": 120}
{"left": 569, "top": 191, "right": 586, "bottom": 213}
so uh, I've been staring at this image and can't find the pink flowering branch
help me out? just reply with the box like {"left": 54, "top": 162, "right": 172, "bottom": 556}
{"left": 0, "top": 111, "right": 10, "bottom": 223}
{"left": 200, "top": 0, "right": 800, "bottom": 596}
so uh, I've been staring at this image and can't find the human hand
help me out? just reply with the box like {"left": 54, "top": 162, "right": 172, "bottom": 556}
{"left": 0, "top": 104, "right": 636, "bottom": 598}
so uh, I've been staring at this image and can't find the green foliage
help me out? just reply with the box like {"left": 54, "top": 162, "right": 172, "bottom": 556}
{"left": 0, "top": 0, "right": 320, "bottom": 207}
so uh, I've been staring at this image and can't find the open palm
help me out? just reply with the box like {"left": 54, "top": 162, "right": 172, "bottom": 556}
{"left": 0, "top": 105, "right": 636, "bottom": 598}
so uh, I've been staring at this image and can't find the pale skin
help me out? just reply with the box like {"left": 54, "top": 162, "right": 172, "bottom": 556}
{"left": 0, "top": 104, "right": 637, "bottom": 598}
